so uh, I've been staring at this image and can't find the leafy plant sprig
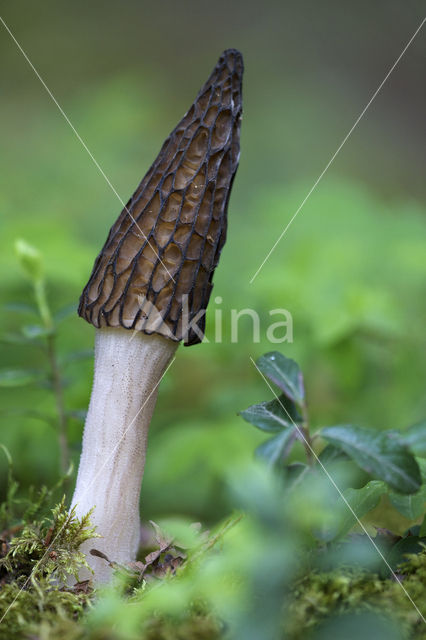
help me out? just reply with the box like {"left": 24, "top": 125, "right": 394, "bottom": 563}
{"left": 0, "top": 240, "right": 91, "bottom": 474}
{"left": 240, "top": 351, "right": 426, "bottom": 551}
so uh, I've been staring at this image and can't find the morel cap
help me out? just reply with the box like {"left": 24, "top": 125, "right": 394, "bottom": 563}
{"left": 79, "top": 49, "right": 243, "bottom": 346}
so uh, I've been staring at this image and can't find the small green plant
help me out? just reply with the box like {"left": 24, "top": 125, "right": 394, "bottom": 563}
{"left": 0, "top": 240, "right": 91, "bottom": 476}
{"left": 240, "top": 351, "right": 426, "bottom": 564}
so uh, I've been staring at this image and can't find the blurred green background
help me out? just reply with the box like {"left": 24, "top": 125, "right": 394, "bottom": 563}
{"left": 1, "top": 0, "right": 425, "bottom": 523}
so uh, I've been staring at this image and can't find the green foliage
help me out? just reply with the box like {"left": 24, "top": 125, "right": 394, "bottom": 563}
{"left": 1, "top": 24, "right": 426, "bottom": 637}
{"left": 240, "top": 395, "right": 299, "bottom": 433}
{"left": 256, "top": 352, "right": 305, "bottom": 406}
{"left": 321, "top": 425, "right": 421, "bottom": 494}
{"left": 398, "top": 421, "right": 426, "bottom": 457}
{"left": 1, "top": 219, "right": 426, "bottom": 638}
{"left": 241, "top": 354, "right": 309, "bottom": 466}
{"left": 240, "top": 351, "right": 426, "bottom": 540}
{"left": 2, "top": 179, "right": 426, "bottom": 518}
{"left": 0, "top": 445, "right": 65, "bottom": 534}
{"left": 1, "top": 241, "right": 76, "bottom": 476}
{"left": 389, "top": 489, "right": 426, "bottom": 521}
{"left": 255, "top": 428, "right": 298, "bottom": 466}
{"left": 2, "top": 235, "right": 426, "bottom": 637}
{"left": 335, "top": 481, "right": 388, "bottom": 540}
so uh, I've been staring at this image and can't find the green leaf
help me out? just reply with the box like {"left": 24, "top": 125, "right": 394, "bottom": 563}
{"left": 255, "top": 428, "right": 297, "bottom": 466}
{"left": 398, "top": 421, "right": 426, "bottom": 457}
{"left": 15, "top": 238, "right": 43, "bottom": 281}
{"left": 417, "top": 458, "right": 426, "bottom": 482}
{"left": 321, "top": 425, "right": 421, "bottom": 494}
{"left": 318, "top": 444, "right": 349, "bottom": 466}
{"left": 0, "top": 369, "right": 41, "bottom": 387}
{"left": 239, "top": 394, "right": 300, "bottom": 433}
{"left": 285, "top": 462, "right": 309, "bottom": 487}
{"left": 389, "top": 488, "right": 426, "bottom": 520}
{"left": 256, "top": 352, "right": 305, "bottom": 405}
{"left": 387, "top": 536, "right": 426, "bottom": 570}
{"left": 420, "top": 515, "right": 426, "bottom": 537}
{"left": 334, "top": 480, "right": 387, "bottom": 540}
{"left": 22, "top": 324, "right": 53, "bottom": 339}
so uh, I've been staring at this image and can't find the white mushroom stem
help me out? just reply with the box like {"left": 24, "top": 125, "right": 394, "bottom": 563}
{"left": 71, "top": 327, "right": 178, "bottom": 583}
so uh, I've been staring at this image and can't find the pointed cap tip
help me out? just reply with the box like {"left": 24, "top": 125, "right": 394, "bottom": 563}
{"left": 220, "top": 48, "right": 243, "bottom": 59}
{"left": 218, "top": 48, "right": 244, "bottom": 74}
{"left": 79, "top": 50, "right": 243, "bottom": 345}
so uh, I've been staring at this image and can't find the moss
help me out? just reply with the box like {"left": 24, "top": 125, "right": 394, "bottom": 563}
{"left": 286, "top": 552, "right": 426, "bottom": 640}
{"left": 1, "top": 497, "right": 98, "bottom": 584}
{"left": 1, "top": 496, "right": 426, "bottom": 640}
{"left": 0, "top": 498, "right": 95, "bottom": 640}
{"left": 0, "top": 579, "right": 89, "bottom": 640}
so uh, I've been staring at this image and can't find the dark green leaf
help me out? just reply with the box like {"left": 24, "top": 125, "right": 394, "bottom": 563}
{"left": 386, "top": 536, "right": 426, "bottom": 570}
{"left": 334, "top": 481, "right": 387, "bottom": 540}
{"left": 321, "top": 425, "right": 421, "bottom": 494}
{"left": 255, "top": 428, "right": 297, "bottom": 466}
{"left": 405, "top": 524, "right": 421, "bottom": 536}
{"left": 417, "top": 458, "right": 426, "bottom": 482}
{"left": 285, "top": 462, "right": 309, "bottom": 487}
{"left": 389, "top": 487, "right": 426, "bottom": 520}
{"left": 318, "top": 444, "right": 349, "bottom": 466}
{"left": 239, "top": 394, "right": 300, "bottom": 433}
{"left": 419, "top": 515, "right": 426, "bottom": 537}
{"left": 0, "top": 369, "right": 41, "bottom": 387}
{"left": 256, "top": 352, "right": 305, "bottom": 405}
{"left": 398, "top": 421, "right": 426, "bottom": 457}
{"left": 389, "top": 459, "right": 426, "bottom": 520}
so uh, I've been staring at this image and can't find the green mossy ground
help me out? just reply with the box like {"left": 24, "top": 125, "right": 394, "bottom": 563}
{"left": 1, "top": 501, "right": 425, "bottom": 640}
{"left": 287, "top": 558, "right": 426, "bottom": 640}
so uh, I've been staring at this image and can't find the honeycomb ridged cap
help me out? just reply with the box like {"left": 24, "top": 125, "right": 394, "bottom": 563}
{"left": 78, "top": 49, "right": 243, "bottom": 346}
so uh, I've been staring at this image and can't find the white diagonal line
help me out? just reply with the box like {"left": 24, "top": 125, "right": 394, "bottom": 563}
{"left": 0, "top": 356, "right": 176, "bottom": 626}
{"left": 249, "top": 16, "right": 426, "bottom": 284}
{"left": 0, "top": 15, "right": 176, "bottom": 284}
{"left": 250, "top": 356, "right": 426, "bottom": 624}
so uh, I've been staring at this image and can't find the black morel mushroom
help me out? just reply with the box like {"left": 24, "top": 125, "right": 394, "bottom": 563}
{"left": 71, "top": 49, "right": 243, "bottom": 582}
